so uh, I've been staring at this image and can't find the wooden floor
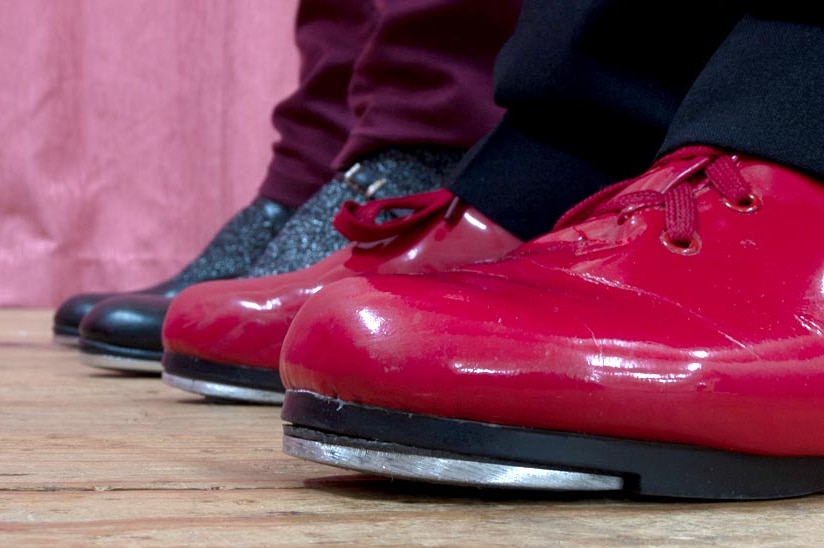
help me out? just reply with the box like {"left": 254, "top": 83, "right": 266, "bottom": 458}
{"left": 2, "top": 310, "right": 824, "bottom": 546}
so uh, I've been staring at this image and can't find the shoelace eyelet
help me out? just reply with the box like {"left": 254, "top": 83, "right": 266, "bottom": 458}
{"left": 722, "top": 193, "right": 762, "bottom": 214}
{"left": 660, "top": 231, "right": 701, "bottom": 256}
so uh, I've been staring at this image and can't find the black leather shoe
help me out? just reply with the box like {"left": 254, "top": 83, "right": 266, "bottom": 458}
{"left": 79, "top": 295, "right": 167, "bottom": 373}
{"left": 76, "top": 147, "right": 463, "bottom": 374}
{"left": 53, "top": 196, "right": 293, "bottom": 345}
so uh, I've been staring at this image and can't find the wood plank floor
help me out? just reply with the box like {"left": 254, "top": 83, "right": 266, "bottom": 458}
{"left": 2, "top": 309, "right": 824, "bottom": 546}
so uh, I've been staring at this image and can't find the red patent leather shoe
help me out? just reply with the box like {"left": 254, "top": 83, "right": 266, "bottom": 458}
{"left": 161, "top": 189, "right": 522, "bottom": 403}
{"left": 281, "top": 146, "right": 824, "bottom": 500}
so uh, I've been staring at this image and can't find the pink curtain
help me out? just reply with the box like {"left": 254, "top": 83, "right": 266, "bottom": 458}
{"left": 0, "top": 0, "right": 299, "bottom": 307}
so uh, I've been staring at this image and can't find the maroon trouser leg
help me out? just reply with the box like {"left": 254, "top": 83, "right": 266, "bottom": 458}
{"left": 259, "top": 0, "right": 522, "bottom": 207}
{"left": 259, "top": 0, "right": 374, "bottom": 208}
{"left": 332, "top": 0, "right": 521, "bottom": 170}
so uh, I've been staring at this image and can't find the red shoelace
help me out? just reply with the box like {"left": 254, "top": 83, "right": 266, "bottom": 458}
{"left": 333, "top": 189, "right": 456, "bottom": 243}
{"left": 554, "top": 146, "right": 758, "bottom": 251}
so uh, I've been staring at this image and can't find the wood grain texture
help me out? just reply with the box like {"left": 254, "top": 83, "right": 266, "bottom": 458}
{"left": 1, "top": 309, "right": 823, "bottom": 546}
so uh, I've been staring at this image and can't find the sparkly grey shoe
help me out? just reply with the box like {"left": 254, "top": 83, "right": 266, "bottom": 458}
{"left": 245, "top": 147, "right": 464, "bottom": 278}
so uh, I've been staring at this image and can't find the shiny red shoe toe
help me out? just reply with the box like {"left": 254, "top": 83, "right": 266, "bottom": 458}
{"left": 281, "top": 146, "right": 824, "bottom": 500}
{"left": 160, "top": 190, "right": 521, "bottom": 403}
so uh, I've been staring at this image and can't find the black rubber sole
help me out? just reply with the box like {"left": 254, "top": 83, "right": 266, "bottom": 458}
{"left": 53, "top": 324, "right": 80, "bottom": 346}
{"left": 53, "top": 323, "right": 79, "bottom": 338}
{"left": 79, "top": 338, "right": 163, "bottom": 362}
{"left": 281, "top": 390, "right": 824, "bottom": 500}
{"left": 162, "top": 352, "right": 285, "bottom": 394}
{"left": 78, "top": 338, "right": 162, "bottom": 374}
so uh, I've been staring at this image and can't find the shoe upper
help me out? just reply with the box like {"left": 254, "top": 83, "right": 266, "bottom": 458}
{"left": 79, "top": 294, "right": 170, "bottom": 352}
{"left": 161, "top": 189, "right": 521, "bottom": 368}
{"left": 281, "top": 146, "right": 824, "bottom": 457}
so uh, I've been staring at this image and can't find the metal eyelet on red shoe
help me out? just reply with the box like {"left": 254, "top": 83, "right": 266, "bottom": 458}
{"left": 660, "top": 231, "right": 701, "bottom": 255}
{"left": 722, "top": 193, "right": 762, "bottom": 213}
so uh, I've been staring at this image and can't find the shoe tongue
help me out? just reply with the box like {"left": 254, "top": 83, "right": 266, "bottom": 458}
{"left": 615, "top": 156, "right": 709, "bottom": 197}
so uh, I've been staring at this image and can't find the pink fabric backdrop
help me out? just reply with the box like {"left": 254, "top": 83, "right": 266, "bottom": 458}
{"left": 0, "top": 0, "right": 299, "bottom": 307}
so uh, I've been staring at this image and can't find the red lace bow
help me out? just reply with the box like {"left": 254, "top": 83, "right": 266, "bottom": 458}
{"left": 333, "top": 189, "right": 456, "bottom": 243}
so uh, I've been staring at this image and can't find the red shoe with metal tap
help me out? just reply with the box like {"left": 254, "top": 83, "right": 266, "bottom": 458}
{"left": 160, "top": 189, "right": 522, "bottom": 403}
{"left": 281, "top": 146, "right": 824, "bottom": 500}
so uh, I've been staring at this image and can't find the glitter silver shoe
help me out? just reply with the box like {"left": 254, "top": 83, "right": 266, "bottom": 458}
{"left": 245, "top": 147, "right": 464, "bottom": 278}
